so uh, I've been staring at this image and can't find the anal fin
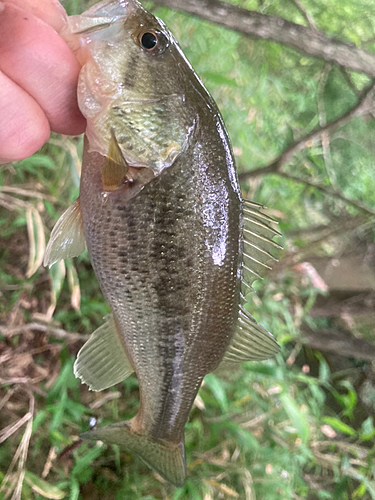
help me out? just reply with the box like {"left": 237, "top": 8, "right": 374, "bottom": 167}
{"left": 74, "top": 314, "right": 134, "bottom": 391}
{"left": 44, "top": 198, "right": 85, "bottom": 268}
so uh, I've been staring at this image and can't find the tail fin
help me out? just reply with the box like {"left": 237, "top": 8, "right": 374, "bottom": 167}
{"left": 81, "top": 421, "right": 186, "bottom": 487}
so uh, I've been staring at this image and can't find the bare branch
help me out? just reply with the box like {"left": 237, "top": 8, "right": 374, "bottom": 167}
{"left": 0, "top": 413, "right": 32, "bottom": 445}
{"left": 0, "top": 390, "right": 34, "bottom": 500}
{"left": 317, "top": 64, "right": 332, "bottom": 128}
{"left": 0, "top": 186, "right": 57, "bottom": 202}
{"left": 238, "top": 81, "right": 375, "bottom": 181}
{"left": 153, "top": 0, "right": 375, "bottom": 77}
{"left": 237, "top": 81, "right": 375, "bottom": 216}
{"left": 276, "top": 171, "right": 375, "bottom": 217}
{"left": 289, "top": 0, "right": 318, "bottom": 32}
{"left": 2, "top": 323, "right": 89, "bottom": 342}
{"left": 317, "top": 64, "right": 338, "bottom": 189}
{"left": 302, "top": 327, "right": 375, "bottom": 361}
{"left": 339, "top": 68, "right": 361, "bottom": 97}
{"left": 89, "top": 391, "right": 122, "bottom": 410}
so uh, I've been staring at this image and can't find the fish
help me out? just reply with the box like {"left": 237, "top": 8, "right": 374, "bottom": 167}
{"left": 44, "top": 0, "right": 281, "bottom": 487}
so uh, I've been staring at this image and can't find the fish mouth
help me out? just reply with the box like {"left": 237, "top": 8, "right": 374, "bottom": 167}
{"left": 67, "top": 0, "right": 136, "bottom": 35}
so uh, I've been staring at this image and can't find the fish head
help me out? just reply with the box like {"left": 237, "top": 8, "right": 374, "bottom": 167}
{"left": 63, "top": 0, "right": 199, "bottom": 176}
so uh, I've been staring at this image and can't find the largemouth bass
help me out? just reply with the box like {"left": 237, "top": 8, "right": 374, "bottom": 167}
{"left": 44, "top": 0, "right": 281, "bottom": 486}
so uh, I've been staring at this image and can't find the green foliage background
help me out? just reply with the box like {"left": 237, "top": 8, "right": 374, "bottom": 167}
{"left": 1, "top": 0, "right": 375, "bottom": 499}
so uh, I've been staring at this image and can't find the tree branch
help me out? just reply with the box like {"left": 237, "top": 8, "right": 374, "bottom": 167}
{"left": 289, "top": 0, "right": 318, "bottom": 32}
{"left": 2, "top": 323, "right": 89, "bottom": 342}
{"left": 302, "top": 327, "right": 375, "bottom": 361}
{"left": 276, "top": 171, "right": 375, "bottom": 216}
{"left": 238, "top": 81, "right": 375, "bottom": 181}
{"left": 339, "top": 68, "right": 361, "bottom": 97}
{"left": 237, "top": 82, "right": 375, "bottom": 216}
{"left": 153, "top": 0, "right": 375, "bottom": 77}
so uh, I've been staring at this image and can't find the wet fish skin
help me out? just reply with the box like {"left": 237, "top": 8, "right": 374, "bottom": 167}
{"left": 79, "top": 115, "right": 242, "bottom": 434}
{"left": 78, "top": 1, "right": 242, "bottom": 482}
{"left": 78, "top": 131, "right": 241, "bottom": 484}
{"left": 44, "top": 0, "right": 280, "bottom": 486}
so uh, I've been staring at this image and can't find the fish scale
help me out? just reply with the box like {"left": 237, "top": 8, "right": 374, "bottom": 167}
{"left": 44, "top": 0, "right": 281, "bottom": 486}
{"left": 80, "top": 136, "right": 242, "bottom": 444}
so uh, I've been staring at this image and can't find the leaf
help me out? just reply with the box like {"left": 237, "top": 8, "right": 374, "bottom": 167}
{"left": 234, "top": 426, "right": 260, "bottom": 451}
{"left": 322, "top": 417, "right": 356, "bottom": 436}
{"left": 71, "top": 444, "right": 104, "bottom": 478}
{"left": 353, "top": 483, "right": 367, "bottom": 498}
{"left": 318, "top": 356, "right": 331, "bottom": 384}
{"left": 185, "top": 480, "right": 202, "bottom": 500}
{"left": 361, "top": 416, "right": 373, "bottom": 435}
{"left": 26, "top": 205, "right": 46, "bottom": 278}
{"left": 360, "top": 417, "right": 375, "bottom": 441}
{"left": 18, "top": 154, "right": 56, "bottom": 178}
{"left": 172, "top": 488, "right": 185, "bottom": 500}
{"left": 48, "top": 360, "right": 76, "bottom": 397}
{"left": 19, "top": 154, "right": 56, "bottom": 170}
{"left": 338, "top": 380, "right": 358, "bottom": 419}
{"left": 208, "top": 480, "right": 239, "bottom": 497}
{"left": 202, "top": 72, "right": 237, "bottom": 87}
{"left": 245, "top": 364, "right": 278, "bottom": 376}
{"left": 50, "top": 389, "right": 68, "bottom": 431}
{"left": 69, "top": 477, "right": 80, "bottom": 500}
{"left": 67, "top": 259, "right": 81, "bottom": 312}
{"left": 46, "top": 260, "right": 66, "bottom": 320}
{"left": 24, "top": 471, "right": 65, "bottom": 499}
{"left": 279, "top": 393, "right": 310, "bottom": 443}
{"left": 32, "top": 410, "right": 47, "bottom": 432}
{"left": 204, "top": 373, "right": 228, "bottom": 413}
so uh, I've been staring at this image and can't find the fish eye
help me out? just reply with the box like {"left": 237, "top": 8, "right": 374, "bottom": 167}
{"left": 137, "top": 29, "right": 169, "bottom": 55}
{"left": 140, "top": 31, "right": 158, "bottom": 50}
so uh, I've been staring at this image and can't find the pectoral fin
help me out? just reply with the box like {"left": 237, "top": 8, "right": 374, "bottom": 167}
{"left": 220, "top": 306, "right": 279, "bottom": 365}
{"left": 102, "top": 129, "right": 129, "bottom": 191}
{"left": 43, "top": 198, "right": 85, "bottom": 268}
{"left": 74, "top": 314, "right": 134, "bottom": 391}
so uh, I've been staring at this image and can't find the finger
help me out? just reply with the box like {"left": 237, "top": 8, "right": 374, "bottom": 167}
{"left": 3, "top": 0, "right": 67, "bottom": 32}
{"left": 0, "top": 70, "right": 50, "bottom": 163}
{"left": 0, "top": 3, "right": 86, "bottom": 136}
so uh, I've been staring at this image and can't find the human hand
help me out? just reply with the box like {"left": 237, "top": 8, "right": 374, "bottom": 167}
{"left": 0, "top": 0, "right": 86, "bottom": 163}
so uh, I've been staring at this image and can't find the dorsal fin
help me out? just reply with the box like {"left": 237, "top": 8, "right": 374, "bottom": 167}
{"left": 217, "top": 200, "right": 281, "bottom": 368}
{"left": 241, "top": 200, "right": 282, "bottom": 300}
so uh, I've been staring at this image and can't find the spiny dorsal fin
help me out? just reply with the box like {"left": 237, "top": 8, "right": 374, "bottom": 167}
{"left": 241, "top": 200, "right": 282, "bottom": 299}
{"left": 102, "top": 129, "right": 129, "bottom": 191}
{"left": 74, "top": 314, "right": 134, "bottom": 391}
{"left": 220, "top": 306, "right": 280, "bottom": 365}
{"left": 43, "top": 198, "right": 85, "bottom": 268}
